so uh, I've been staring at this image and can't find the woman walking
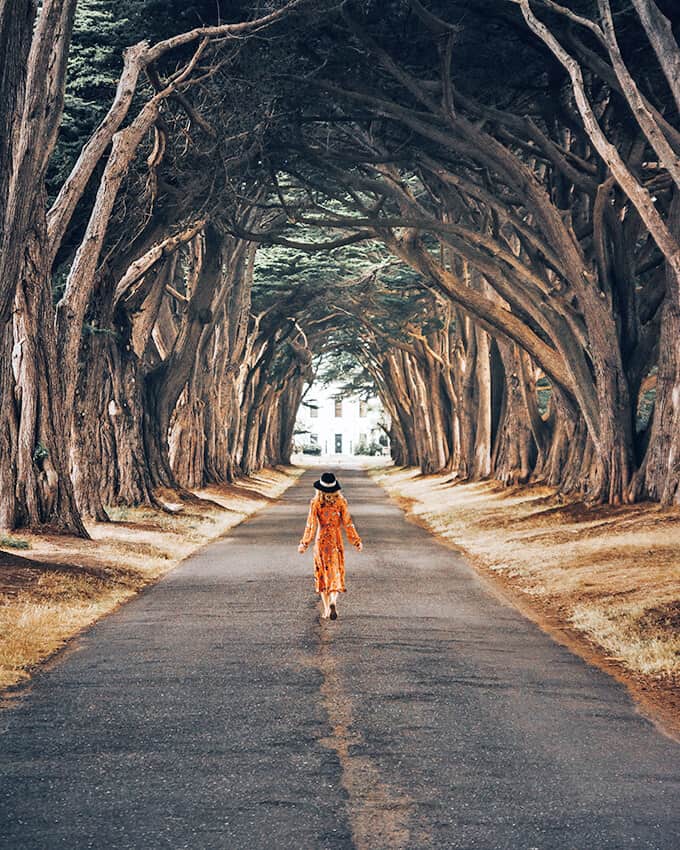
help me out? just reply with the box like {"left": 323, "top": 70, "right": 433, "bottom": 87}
{"left": 298, "top": 472, "right": 362, "bottom": 620}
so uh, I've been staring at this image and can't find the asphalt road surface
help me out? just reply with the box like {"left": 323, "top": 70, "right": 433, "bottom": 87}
{"left": 1, "top": 467, "right": 678, "bottom": 849}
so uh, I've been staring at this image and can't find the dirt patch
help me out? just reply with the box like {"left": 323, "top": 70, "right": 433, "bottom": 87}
{"left": 639, "top": 601, "right": 680, "bottom": 633}
{"left": 372, "top": 467, "right": 680, "bottom": 741}
{"left": 0, "top": 467, "right": 303, "bottom": 691}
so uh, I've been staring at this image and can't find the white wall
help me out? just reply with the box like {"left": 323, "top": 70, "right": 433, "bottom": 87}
{"left": 294, "top": 381, "right": 388, "bottom": 456}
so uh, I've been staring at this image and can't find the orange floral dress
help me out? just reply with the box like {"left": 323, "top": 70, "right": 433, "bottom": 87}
{"left": 299, "top": 494, "right": 361, "bottom": 593}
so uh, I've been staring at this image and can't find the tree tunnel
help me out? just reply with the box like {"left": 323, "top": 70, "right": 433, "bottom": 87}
{"left": 1, "top": 0, "right": 680, "bottom": 537}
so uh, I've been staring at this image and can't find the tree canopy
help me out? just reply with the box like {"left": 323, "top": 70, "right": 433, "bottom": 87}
{"left": 0, "top": 0, "right": 679, "bottom": 535}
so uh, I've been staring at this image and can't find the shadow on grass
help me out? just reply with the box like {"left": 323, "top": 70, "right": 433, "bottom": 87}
{"left": 0, "top": 548, "right": 141, "bottom": 596}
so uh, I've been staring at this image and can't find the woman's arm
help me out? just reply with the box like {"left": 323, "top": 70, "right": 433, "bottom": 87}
{"left": 341, "top": 500, "right": 362, "bottom": 550}
{"left": 298, "top": 499, "right": 318, "bottom": 552}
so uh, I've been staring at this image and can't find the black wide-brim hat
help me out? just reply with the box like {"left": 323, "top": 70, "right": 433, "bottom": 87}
{"left": 314, "top": 472, "right": 342, "bottom": 492}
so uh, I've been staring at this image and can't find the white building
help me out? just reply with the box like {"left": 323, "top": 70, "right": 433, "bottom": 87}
{"left": 294, "top": 381, "right": 388, "bottom": 456}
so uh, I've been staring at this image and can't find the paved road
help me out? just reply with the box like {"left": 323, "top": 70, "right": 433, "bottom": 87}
{"left": 1, "top": 467, "right": 678, "bottom": 849}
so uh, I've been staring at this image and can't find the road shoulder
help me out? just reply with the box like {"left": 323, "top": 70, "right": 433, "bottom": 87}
{"left": 0, "top": 466, "right": 303, "bottom": 693}
{"left": 372, "top": 465, "right": 680, "bottom": 742}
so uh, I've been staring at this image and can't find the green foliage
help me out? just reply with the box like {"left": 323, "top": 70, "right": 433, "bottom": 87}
{"left": 83, "top": 321, "right": 119, "bottom": 339}
{"left": 354, "top": 440, "right": 383, "bottom": 456}
{"left": 252, "top": 210, "right": 434, "bottom": 405}
{"left": 0, "top": 536, "right": 31, "bottom": 551}
{"left": 33, "top": 443, "right": 49, "bottom": 464}
{"left": 49, "top": 0, "right": 234, "bottom": 194}
{"left": 51, "top": 268, "right": 69, "bottom": 304}
{"left": 118, "top": 0, "right": 248, "bottom": 44}
{"left": 49, "top": 0, "right": 131, "bottom": 194}
{"left": 536, "top": 377, "right": 552, "bottom": 417}
{"left": 300, "top": 444, "right": 321, "bottom": 455}
{"left": 315, "top": 351, "right": 373, "bottom": 397}
{"left": 637, "top": 368, "right": 657, "bottom": 433}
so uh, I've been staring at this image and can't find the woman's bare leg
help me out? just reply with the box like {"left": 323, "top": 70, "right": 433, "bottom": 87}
{"left": 329, "top": 591, "right": 338, "bottom": 620}
{"left": 320, "top": 592, "right": 331, "bottom": 618}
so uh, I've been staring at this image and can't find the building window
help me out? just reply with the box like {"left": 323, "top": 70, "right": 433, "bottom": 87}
{"left": 359, "top": 400, "right": 367, "bottom": 418}
{"left": 335, "top": 398, "right": 343, "bottom": 418}
{"left": 309, "top": 405, "right": 318, "bottom": 418}
{"left": 310, "top": 433, "right": 318, "bottom": 446}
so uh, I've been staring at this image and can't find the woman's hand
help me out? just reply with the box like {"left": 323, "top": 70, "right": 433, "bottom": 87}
{"left": 298, "top": 543, "right": 307, "bottom": 554}
{"left": 355, "top": 542, "right": 363, "bottom": 552}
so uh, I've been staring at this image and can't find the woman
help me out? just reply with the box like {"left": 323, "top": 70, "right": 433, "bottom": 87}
{"left": 298, "top": 471, "right": 362, "bottom": 620}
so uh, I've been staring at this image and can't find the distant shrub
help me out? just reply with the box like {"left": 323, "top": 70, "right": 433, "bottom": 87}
{"left": 0, "top": 536, "right": 31, "bottom": 550}
{"left": 355, "top": 441, "right": 383, "bottom": 456}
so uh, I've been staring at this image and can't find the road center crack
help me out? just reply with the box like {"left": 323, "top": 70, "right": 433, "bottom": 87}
{"left": 314, "top": 624, "right": 414, "bottom": 850}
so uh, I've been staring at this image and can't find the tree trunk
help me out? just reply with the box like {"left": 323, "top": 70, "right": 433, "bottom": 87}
{"left": 105, "top": 331, "right": 160, "bottom": 506}
{"left": 169, "top": 388, "right": 206, "bottom": 490}
{"left": 0, "top": 0, "right": 86, "bottom": 535}
{"left": 472, "top": 326, "right": 492, "bottom": 478}
{"left": 492, "top": 342, "right": 536, "bottom": 485}
{"left": 9, "top": 205, "right": 87, "bottom": 534}
{"left": 630, "top": 194, "right": 680, "bottom": 503}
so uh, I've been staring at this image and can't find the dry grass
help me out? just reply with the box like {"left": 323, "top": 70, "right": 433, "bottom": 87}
{"left": 373, "top": 468, "right": 680, "bottom": 680}
{"left": 0, "top": 467, "right": 302, "bottom": 691}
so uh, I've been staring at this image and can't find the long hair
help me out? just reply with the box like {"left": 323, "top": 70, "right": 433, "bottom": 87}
{"left": 316, "top": 490, "right": 341, "bottom": 507}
